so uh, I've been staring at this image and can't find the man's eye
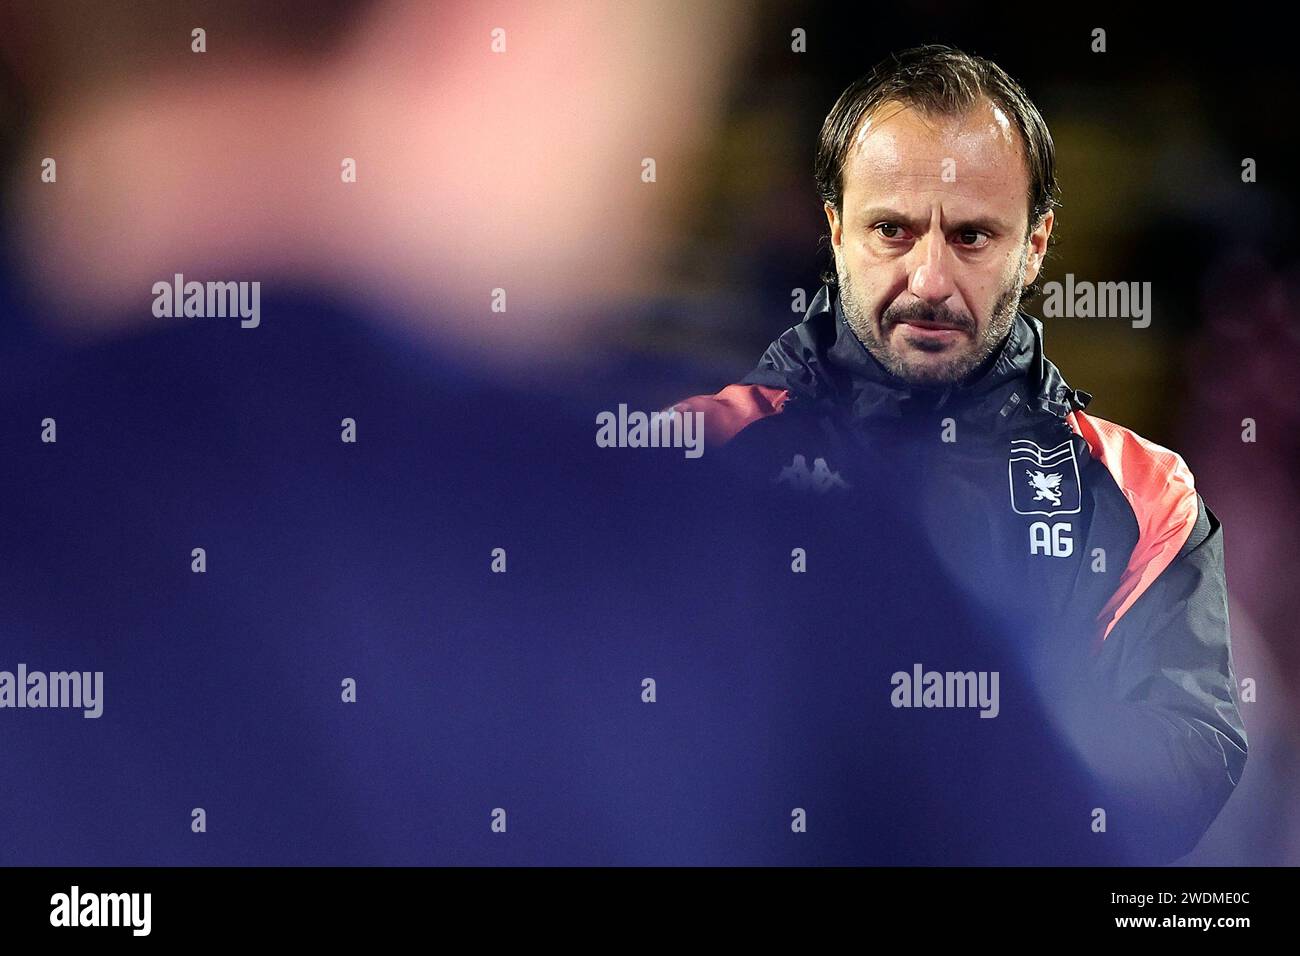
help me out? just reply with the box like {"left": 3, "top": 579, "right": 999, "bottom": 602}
{"left": 875, "top": 223, "right": 904, "bottom": 239}
{"left": 956, "top": 230, "right": 989, "bottom": 248}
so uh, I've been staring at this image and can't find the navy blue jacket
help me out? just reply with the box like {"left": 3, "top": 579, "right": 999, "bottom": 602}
{"left": 671, "top": 283, "right": 1248, "bottom": 863}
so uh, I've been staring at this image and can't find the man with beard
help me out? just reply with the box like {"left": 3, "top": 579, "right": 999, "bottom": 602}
{"left": 671, "top": 44, "right": 1247, "bottom": 864}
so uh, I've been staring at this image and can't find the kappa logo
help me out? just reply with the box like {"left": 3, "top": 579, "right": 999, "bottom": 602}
{"left": 1008, "top": 439, "right": 1081, "bottom": 517}
{"left": 774, "top": 454, "right": 851, "bottom": 493}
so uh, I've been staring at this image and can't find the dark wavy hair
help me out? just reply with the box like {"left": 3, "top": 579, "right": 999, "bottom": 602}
{"left": 815, "top": 44, "right": 1060, "bottom": 301}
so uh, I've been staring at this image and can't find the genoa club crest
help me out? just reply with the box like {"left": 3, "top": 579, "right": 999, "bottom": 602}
{"left": 1008, "top": 438, "right": 1081, "bottom": 517}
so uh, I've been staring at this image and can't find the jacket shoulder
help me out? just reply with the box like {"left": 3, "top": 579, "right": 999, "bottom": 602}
{"left": 1066, "top": 409, "right": 1204, "bottom": 641}
{"left": 670, "top": 383, "right": 791, "bottom": 446}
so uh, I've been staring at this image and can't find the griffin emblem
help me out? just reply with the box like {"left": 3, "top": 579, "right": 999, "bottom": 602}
{"left": 1025, "top": 469, "right": 1063, "bottom": 507}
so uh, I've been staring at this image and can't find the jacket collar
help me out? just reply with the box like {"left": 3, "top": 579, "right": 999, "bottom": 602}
{"left": 743, "top": 284, "right": 1090, "bottom": 428}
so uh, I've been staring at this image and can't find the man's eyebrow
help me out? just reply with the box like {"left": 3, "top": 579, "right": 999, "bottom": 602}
{"left": 859, "top": 207, "right": 1013, "bottom": 235}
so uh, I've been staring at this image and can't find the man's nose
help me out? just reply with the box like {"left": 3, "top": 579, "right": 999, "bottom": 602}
{"left": 907, "top": 230, "right": 956, "bottom": 304}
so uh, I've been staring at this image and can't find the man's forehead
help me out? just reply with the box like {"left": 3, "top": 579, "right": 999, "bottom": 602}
{"left": 844, "top": 98, "right": 1026, "bottom": 196}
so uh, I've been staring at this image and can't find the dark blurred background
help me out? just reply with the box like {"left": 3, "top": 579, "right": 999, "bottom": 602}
{"left": 1, "top": 1, "right": 1296, "bottom": 864}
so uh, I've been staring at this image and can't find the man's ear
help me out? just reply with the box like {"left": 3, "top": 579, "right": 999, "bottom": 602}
{"left": 1022, "top": 208, "right": 1054, "bottom": 287}
{"left": 824, "top": 202, "right": 842, "bottom": 244}
{"left": 824, "top": 201, "right": 843, "bottom": 269}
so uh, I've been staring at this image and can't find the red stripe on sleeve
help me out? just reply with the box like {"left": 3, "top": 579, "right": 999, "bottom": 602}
{"left": 1067, "top": 410, "right": 1200, "bottom": 644}
{"left": 671, "top": 384, "right": 790, "bottom": 446}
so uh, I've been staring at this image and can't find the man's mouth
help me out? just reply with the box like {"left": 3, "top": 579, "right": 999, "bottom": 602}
{"left": 897, "top": 317, "right": 968, "bottom": 332}
{"left": 893, "top": 318, "right": 969, "bottom": 345}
